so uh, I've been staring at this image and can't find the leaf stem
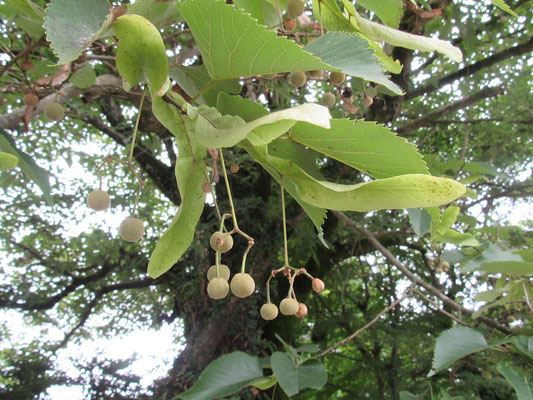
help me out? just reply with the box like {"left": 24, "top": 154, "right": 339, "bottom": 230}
{"left": 219, "top": 148, "right": 239, "bottom": 229}
{"left": 128, "top": 88, "right": 146, "bottom": 164}
{"left": 281, "top": 178, "right": 290, "bottom": 268}
{"left": 190, "top": 79, "right": 218, "bottom": 104}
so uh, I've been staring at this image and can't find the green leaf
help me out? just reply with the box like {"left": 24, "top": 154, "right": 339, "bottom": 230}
{"left": 289, "top": 119, "right": 428, "bottom": 179}
{"left": 0, "top": 127, "right": 52, "bottom": 204}
{"left": 178, "top": 0, "right": 328, "bottom": 79}
{"left": 407, "top": 208, "right": 431, "bottom": 237}
{"left": 492, "top": 0, "right": 519, "bottom": 17}
{"left": 69, "top": 63, "right": 96, "bottom": 89}
{"left": 400, "top": 392, "right": 419, "bottom": 400}
{"left": 436, "top": 206, "right": 460, "bottom": 235}
{"left": 356, "top": 0, "right": 403, "bottom": 28}
{"left": 479, "top": 261, "right": 533, "bottom": 276}
{"left": 268, "top": 138, "right": 324, "bottom": 181}
{"left": 294, "top": 344, "right": 321, "bottom": 353}
{"left": 234, "top": 0, "right": 281, "bottom": 28}
{"left": 303, "top": 32, "right": 403, "bottom": 94}
{"left": 435, "top": 229, "right": 480, "bottom": 247}
{"left": 216, "top": 93, "right": 328, "bottom": 235}
{"left": 148, "top": 94, "right": 206, "bottom": 279}
{"left": 178, "top": 352, "right": 264, "bottom": 400}
{"left": 430, "top": 327, "right": 488, "bottom": 376}
{"left": 354, "top": 13, "right": 463, "bottom": 62}
{"left": 462, "top": 243, "right": 523, "bottom": 273}
{"left": 6, "top": 0, "right": 43, "bottom": 22}
{"left": 249, "top": 375, "right": 277, "bottom": 390}
{"left": 126, "top": 0, "right": 181, "bottom": 28}
{"left": 496, "top": 363, "right": 533, "bottom": 400}
{"left": 0, "top": 152, "right": 19, "bottom": 171}
{"left": 114, "top": 14, "right": 169, "bottom": 96}
{"left": 44, "top": 0, "right": 111, "bottom": 64}
{"left": 169, "top": 66, "right": 240, "bottom": 107}
{"left": 192, "top": 103, "right": 331, "bottom": 148}
{"left": 286, "top": 171, "right": 466, "bottom": 212}
{"left": 516, "top": 249, "right": 533, "bottom": 263}
{"left": 270, "top": 352, "right": 327, "bottom": 397}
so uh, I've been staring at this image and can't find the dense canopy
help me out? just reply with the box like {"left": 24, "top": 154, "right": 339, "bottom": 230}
{"left": 0, "top": 0, "right": 532, "bottom": 399}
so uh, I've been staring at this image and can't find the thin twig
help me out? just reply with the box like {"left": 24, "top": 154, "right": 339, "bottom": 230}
{"left": 522, "top": 282, "right": 533, "bottom": 313}
{"left": 315, "top": 289, "right": 413, "bottom": 358}
{"left": 415, "top": 289, "right": 472, "bottom": 327}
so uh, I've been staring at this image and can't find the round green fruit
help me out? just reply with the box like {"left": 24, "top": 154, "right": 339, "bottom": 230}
{"left": 87, "top": 189, "right": 111, "bottom": 211}
{"left": 329, "top": 71, "right": 346, "bottom": 85}
{"left": 288, "top": 0, "right": 305, "bottom": 18}
{"left": 209, "top": 231, "right": 234, "bottom": 253}
{"left": 321, "top": 92, "right": 336, "bottom": 108}
{"left": 119, "top": 217, "right": 144, "bottom": 242}
{"left": 280, "top": 297, "right": 299, "bottom": 315}
{"left": 44, "top": 102, "right": 65, "bottom": 121}
{"left": 207, "top": 264, "right": 231, "bottom": 281}
{"left": 289, "top": 71, "right": 307, "bottom": 87}
{"left": 207, "top": 277, "right": 229, "bottom": 300}
{"left": 230, "top": 273, "right": 255, "bottom": 298}
{"left": 260, "top": 303, "right": 279, "bottom": 320}
{"left": 307, "top": 70, "right": 323, "bottom": 78}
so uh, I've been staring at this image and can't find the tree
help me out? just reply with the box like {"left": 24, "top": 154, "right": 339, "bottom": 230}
{"left": 0, "top": 0, "right": 532, "bottom": 399}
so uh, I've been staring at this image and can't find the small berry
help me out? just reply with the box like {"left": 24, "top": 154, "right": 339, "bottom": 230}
{"left": 312, "top": 278, "right": 325, "bottom": 293}
{"left": 207, "top": 277, "right": 229, "bottom": 300}
{"left": 230, "top": 164, "right": 239, "bottom": 173}
{"left": 307, "top": 70, "right": 323, "bottom": 78}
{"left": 44, "top": 102, "right": 65, "bottom": 121}
{"left": 362, "top": 95, "right": 374, "bottom": 107}
{"left": 280, "top": 297, "right": 299, "bottom": 315}
{"left": 230, "top": 273, "right": 255, "bottom": 298}
{"left": 288, "top": 0, "right": 305, "bottom": 18}
{"left": 87, "top": 189, "right": 111, "bottom": 211}
{"left": 284, "top": 19, "right": 297, "bottom": 31}
{"left": 207, "top": 264, "right": 231, "bottom": 281}
{"left": 20, "top": 60, "right": 34, "bottom": 71}
{"left": 321, "top": 92, "right": 336, "bottom": 108}
{"left": 202, "top": 182, "right": 211, "bottom": 193}
{"left": 119, "top": 217, "right": 144, "bottom": 242}
{"left": 260, "top": 303, "right": 279, "bottom": 320}
{"left": 329, "top": 71, "right": 346, "bottom": 85}
{"left": 295, "top": 302, "right": 308, "bottom": 318}
{"left": 289, "top": 71, "right": 306, "bottom": 87}
{"left": 209, "top": 232, "right": 234, "bottom": 253}
{"left": 23, "top": 94, "right": 38, "bottom": 107}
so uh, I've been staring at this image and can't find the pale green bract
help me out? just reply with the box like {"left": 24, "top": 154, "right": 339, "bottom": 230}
{"left": 356, "top": 0, "right": 403, "bottom": 28}
{"left": 113, "top": 14, "right": 169, "bottom": 96}
{"left": 147, "top": 94, "right": 207, "bottom": 279}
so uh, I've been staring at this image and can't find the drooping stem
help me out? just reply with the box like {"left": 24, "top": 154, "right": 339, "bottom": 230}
{"left": 128, "top": 88, "right": 146, "bottom": 164}
{"left": 219, "top": 148, "right": 239, "bottom": 229}
{"left": 190, "top": 79, "right": 218, "bottom": 104}
{"left": 215, "top": 251, "right": 221, "bottom": 277}
{"left": 240, "top": 240, "right": 254, "bottom": 274}
{"left": 281, "top": 178, "right": 290, "bottom": 268}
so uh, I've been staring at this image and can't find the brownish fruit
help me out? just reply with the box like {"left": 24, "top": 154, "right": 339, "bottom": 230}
{"left": 207, "top": 277, "right": 229, "bottom": 299}
{"left": 307, "top": 70, "right": 323, "bottom": 78}
{"left": 44, "top": 102, "right": 65, "bottom": 121}
{"left": 202, "top": 182, "right": 211, "bottom": 193}
{"left": 230, "top": 273, "right": 255, "bottom": 298}
{"left": 312, "top": 278, "right": 325, "bottom": 293}
{"left": 284, "top": 18, "right": 297, "bottom": 31}
{"left": 119, "top": 217, "right": 144, "bottom": 242}
{"left": 362, "top": 95, "right": 374, "bottom": 107}
{"left": 329, "top": 71, "right": 346, "bottom": 85}
{"left": 230, "top": 164, "right": 239, "bottom": 173}
{"left": 207, "top": 264, "right": 231, "bottom": 281}
{"left": 288, "top": 0, "right": 305, "bottom": 18}
{"left": 289, "top": 71, "right": 306, "bottom": 87}
{"left": 321, "top": 92, "right": 336, "bottom": 108}
{"left": 280, "top": 297, "right": 299, "bottom": 315}
{"left": 260, "top": 303, "right": 279, "bottom": 320}
{"left": 263, "top": 74, "right": 277, "bottom": 80}
{"left": 87, "top": 189, "right": 111, "bottom": 211}
{"left": 295, "top": 302, "right": 308, "bottom": 318}
{"left": 23, "top": 94, "right": 38, "bottom": 107}
{"left": 20, "top": 60, "right": 34, "bottom": 71}
{"left": 209, "top": 232, "right": 234, "bottom": 253}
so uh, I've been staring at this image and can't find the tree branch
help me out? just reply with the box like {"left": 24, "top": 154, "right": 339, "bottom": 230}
{"left": 332, "top": 210, "right": 513, "bottom": 334}
{"left": 397, "top": 86, "right": 504, "bottom": 135}
{"left": 404, "top": 35, "right": 533, "bottom": 101}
